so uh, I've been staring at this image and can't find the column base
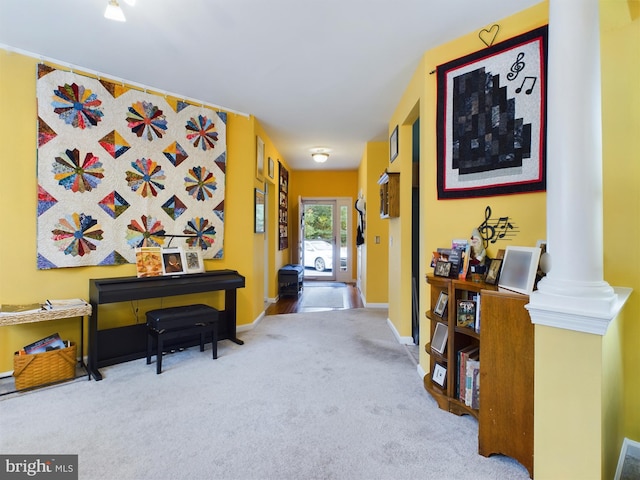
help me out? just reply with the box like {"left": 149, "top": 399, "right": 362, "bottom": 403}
{"left": 527, "top": 281, "right": 632, "bottom": 335}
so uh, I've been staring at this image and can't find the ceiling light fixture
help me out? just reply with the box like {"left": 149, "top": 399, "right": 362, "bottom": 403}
{"left": 104, "top": 0, "right": 126, "bottom": 22}
{"left": 311, "top": 148, "right": 331, "bottom": 163}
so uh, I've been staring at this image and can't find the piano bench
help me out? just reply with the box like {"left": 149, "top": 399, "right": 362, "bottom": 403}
{"left": 145, "top": 304, "right": 219, "bottom": 374}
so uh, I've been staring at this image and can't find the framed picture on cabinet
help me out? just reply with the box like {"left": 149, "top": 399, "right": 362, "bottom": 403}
{"left": 256, "top": 136, "right": 265, "bottom": 181}
{"left": 484, "top": 258, "right": 503, "bottom": 285}
{"left": 498, "top": 246, "right": 541, "bottom": 295}
{"left": 184, "top": 249, "right": 204, "bottom": 274}
{"left": 161, "top": 247, "right": 187, "bottom": 276}
{"left": 434, "top": 292, "right": 448, "bottom": 317}
{"left": 431, "top": 322, "right": 448, "bottom": 355}
{"left": 434, "top": 260, "right": 452, "bottom": 278}
{"left": 432, "top": 363, "right": 447, "bottom": 387}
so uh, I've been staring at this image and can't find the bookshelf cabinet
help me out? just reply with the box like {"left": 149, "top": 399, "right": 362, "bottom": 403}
{"left": 424, "top": 275, "right": 533, "bottom": 477}
{"left": 478, "top": 289, "right": 534, "bottom": 478}
{"left": 424, "top": 276, "right": 496, "bottom": 418}
{"left": 377, "top": 170, "right": 399, "bottom": 218}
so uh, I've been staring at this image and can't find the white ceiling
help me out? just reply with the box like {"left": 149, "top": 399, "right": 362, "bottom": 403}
{"left": 0, "top": 0, "right": 541, "bottom": 171}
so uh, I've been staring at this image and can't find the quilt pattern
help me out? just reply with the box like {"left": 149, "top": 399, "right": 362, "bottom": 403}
{"left": 36, "top": 65, "right": 226, "bottom": 269}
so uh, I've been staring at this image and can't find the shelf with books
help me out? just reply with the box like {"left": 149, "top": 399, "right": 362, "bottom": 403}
{"left": 425, "top": 275, "right": 497, "bottom": 420}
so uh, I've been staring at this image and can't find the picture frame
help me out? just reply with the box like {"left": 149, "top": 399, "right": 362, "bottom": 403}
{"left": 431, "top": 322, "right": 448, "bottom": 355}
{"left": 434, "top": 292, "right": 448, "bottom": 317}
{"left": 434, "top": 260, "right": 452, "bottom": 278}
{"left": 436, "top": 26, "right": 548, "bottom": 199}
{"left": 161, "top": 247, "right": 187, "bottom": 276}
{"left": 184, "top": 249, "right": 204, "bottom": 274}
{"left": 498, "top": 246, "right": 541, "bottom": 295}
{"left": 484, "top": 258, "right": 503, "bottom": 285}
{"left": 432, "top": 363, "right": 447, "bottom": 388}
{"left": 389, "top": 125, "right": 399, "bottom": 163}
{"left": 134, "top": 247, "right": 163, "bottom": 278}
{"left": 255, "top": 188, "right": 265, "bottom": 234}
{"left": 268, "top": 157, "right": 275, "bottom": 180}
{"left": 256, "top": 136, "right": 265, "bottom": 181}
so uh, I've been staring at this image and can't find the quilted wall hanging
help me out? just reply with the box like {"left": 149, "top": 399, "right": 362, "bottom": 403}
{"left": 436, "top": 26, "right": 548, "bottom": 199}
{"left": 36, "top": 64, "right": 227, "bottom": 269}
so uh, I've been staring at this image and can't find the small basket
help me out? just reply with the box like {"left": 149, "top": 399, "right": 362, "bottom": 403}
{"left": 13, "top": 342, "right": 77, "bottom": 390}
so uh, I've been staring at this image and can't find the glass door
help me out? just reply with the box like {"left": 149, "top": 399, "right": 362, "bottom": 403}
{"left": 301, "top": 200, "right": 337, "bottom": 281}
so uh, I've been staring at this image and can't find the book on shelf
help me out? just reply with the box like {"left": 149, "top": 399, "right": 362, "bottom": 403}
{"left": 23, "top": 332, "right": 66, "bottom": 354}
{"left": 465, "top": 358, "right": 480, "bottom": 408}
{"left": 0, "top": 303, "right": 44, "bottom": 315}
{"left": 472, "top": 293, "right": 481, "bottom": 334}
{"left": 452, "top": 239, "right": 471, "bottom": 280}
{"left": 457, "top": 345, "right": 479, "bottom": 401}
{"left": 456, "top": 299, "right": 476, "bottom": 329}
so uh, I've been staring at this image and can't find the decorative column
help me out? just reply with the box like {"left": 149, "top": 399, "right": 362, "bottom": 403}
{"left": 527, "top": 0, "right": 628, "bottom": 334}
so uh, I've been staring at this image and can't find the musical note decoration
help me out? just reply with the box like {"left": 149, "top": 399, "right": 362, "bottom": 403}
{"left": 477, "top": 206, "right": 519, "bottom": 249}
{"left": 479, "top": 24, "right": 500, "bottom": 47}
{"left": 507, "top": 52, "right": 526, "bottom": 81}
{"left": 516, "top": 76, "right": 537, "bottom": 95}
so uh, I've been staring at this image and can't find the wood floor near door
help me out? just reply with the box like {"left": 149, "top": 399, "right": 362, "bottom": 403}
{"left": 266, "top": 282, "right": 364, "bottom": 315}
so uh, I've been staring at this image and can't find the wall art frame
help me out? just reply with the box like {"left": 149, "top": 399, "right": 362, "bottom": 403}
{"left": 256, "top": 136, "right": 265, "bottom": 181}
{"left": 389, "top": 125, "right": 399, "bottom": 163}
{"left": 278, "top": 161, "right": 289, "bottom": 250}
{"left": 436, "top": 26, "right": 548, "bottom": 199}
{"left": 254, "top": 188, "right": 265, "bottom": 234}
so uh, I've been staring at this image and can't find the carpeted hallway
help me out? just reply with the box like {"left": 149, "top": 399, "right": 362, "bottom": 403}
{"left": 0, "top": 308, "right": 530, "bottom": 480}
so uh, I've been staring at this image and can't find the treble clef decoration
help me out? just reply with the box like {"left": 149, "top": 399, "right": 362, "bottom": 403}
{"left": 507, "top": 52, "right": 526, "bottom": 81}
{"left": 477, "top": 206, "right": 518, "bottom": 247}
{"left": 477, "top": 206, "right": 495, "bottom": 248}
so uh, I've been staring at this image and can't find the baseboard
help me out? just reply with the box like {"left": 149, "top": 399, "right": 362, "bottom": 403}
{"left": 615, "top": 437, "right": 640, "bottom": 480}
{"left": 238, "top": 311, "right": 265, "bottom": 334}
{"left": 417, "top": 363, "right": 427, "bottom": 380}
{"left": 386, "top": 317, "right": 415, "bottom": 345}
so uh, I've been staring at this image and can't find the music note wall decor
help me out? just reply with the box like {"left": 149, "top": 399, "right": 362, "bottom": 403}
{"left": 476, "top": 206, "right": 519, "bottom": 248}
{"left": 436, "top": 26, "right": 548, "bottom": 199}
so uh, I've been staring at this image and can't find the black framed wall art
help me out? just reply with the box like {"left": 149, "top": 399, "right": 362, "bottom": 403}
{"left": 436, "top": 26, "right": 548, "bottom": 199}
{"left": 278, "top": 161, "right": 288, "bottom": 250}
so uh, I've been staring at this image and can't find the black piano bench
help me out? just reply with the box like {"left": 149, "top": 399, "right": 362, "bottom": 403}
{"left": 146, "top": 304, "right": 219, "bottom": 374}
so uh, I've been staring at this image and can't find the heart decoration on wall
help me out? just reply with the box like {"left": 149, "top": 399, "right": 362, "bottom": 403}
{"left": 479, "top": 24, "right": 500, "bottom": 47}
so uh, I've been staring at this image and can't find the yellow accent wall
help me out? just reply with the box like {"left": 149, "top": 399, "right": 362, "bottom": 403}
{"left": 357, "top": 142, "right": 389, "bottom": 305}
{"left": 0, "top": 49, "right": 275, "bottom": 372}
{"left": 382, "top": 0, "right": 638, "bottom": 477}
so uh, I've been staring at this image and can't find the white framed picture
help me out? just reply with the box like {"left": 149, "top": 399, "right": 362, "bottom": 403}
{"left": 432, "top": 363, "right": 447, "bottom": 387}
{"left": 431, "top": 322, "right": 448, "bottom": 355}
{"left": 434, "top": 292, "right": 448, "bottom": 317}
{"left": 184, "top": 249, "right": 205, "bottom": 274}
{"left": 498, "top": 246, "right": 541, "bottom": 295}
{"left": 161, "top": 247, "right": 187, "bottom": 276}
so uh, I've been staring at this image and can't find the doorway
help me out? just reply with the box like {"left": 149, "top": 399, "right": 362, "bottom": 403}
{"left": 299, "top": 197, "right": 352, "bottom": 282}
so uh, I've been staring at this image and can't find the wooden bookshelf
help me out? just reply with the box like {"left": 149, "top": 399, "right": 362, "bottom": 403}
{"left": 424, "top": 274, "right": 533, "bottom": 477}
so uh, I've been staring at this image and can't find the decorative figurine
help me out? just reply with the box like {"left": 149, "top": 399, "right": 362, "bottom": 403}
{"left": 470, "top": 228, "right": 487, "bottom": 266}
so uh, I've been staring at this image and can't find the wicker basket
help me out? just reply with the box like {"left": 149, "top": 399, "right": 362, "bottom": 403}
{"left": 13, "top": 342, "right": 77, "bottom": 390}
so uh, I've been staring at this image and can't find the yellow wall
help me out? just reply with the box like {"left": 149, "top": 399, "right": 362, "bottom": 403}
{"left": 412, "top": 4, "right": 548, "bottom": 359}
{"left": 600, "top": 0, "right": 640, "bottom": 449}
{"left": 358, "top": 142, "right": 390, "bottom": 305}
{"left": 0, "top": 49, "right": 274, "bottom": 372}
{"left": 288, "top": 170, "right": 359, "bottom": 275}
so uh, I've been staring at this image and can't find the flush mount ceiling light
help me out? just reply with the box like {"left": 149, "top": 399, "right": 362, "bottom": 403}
{"left": 104, "top": 0, "right": 126, "bottom": 22}
{"left": 310, "top": 148, "right": 331, "bottom": 163}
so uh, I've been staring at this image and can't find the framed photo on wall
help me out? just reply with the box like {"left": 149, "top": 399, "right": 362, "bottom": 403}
{"left": 436, "top": 26, "right": 548, "bottom": 199}
{"left": 256, "top": 136, "right": 265, "bottom": 181}
{"left": 255, "top": 188, "right": 265, "bottom": 234}
{"left": 390, "top": 125, "right": 399, "bottom": 163}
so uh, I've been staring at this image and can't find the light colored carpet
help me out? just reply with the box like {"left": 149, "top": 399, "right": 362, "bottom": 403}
{"left": 0, "top": 308, "right": 530, "bottom": 480}
{"left": 299, "top": 286, "right": 345, "bottom": 308}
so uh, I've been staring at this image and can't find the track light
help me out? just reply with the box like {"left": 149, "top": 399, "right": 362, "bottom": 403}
{"left": 104, "top": 0, "right": 126, "bottom": 22}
